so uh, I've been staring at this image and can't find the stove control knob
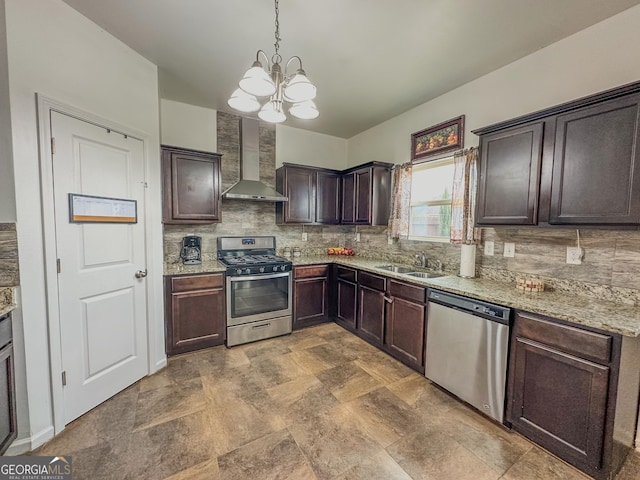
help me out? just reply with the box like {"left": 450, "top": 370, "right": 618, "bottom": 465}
{"left": 259, "top": 267, "right": 265, "bottom": 273}
{"left": 235, "top": 268, "right": 242, "bottom": 275}
{"left": 272, "top": 266, "right": 278, "bottom": 272}
{"left": 244, "top": 268, "right": 251, "bottom": 274}
{"left": 280, "top": 265, "right": 286, "bottom": 271}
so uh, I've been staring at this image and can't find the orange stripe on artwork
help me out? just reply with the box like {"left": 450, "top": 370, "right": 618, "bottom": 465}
{"left": 72, "top": 215, "right": 136, "bottom": 222}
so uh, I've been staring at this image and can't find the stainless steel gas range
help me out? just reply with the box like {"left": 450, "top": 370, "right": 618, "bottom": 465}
{"left": 217, "top": 236, "right": 292, "bottom": 347}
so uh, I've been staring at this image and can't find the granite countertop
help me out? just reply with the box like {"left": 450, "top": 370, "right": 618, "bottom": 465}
{"left": 164, "top": 261, "right": 226, "bottom": 276}
{"left": 0, "top": 287, "right": 16, "bottom": 317}
{"left": 164, "top": 255, "right": 640, "bottom": 338}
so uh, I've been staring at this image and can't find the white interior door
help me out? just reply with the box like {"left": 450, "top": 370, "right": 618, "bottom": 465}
{"left": 51, "top": 111, "right": 148, "bottom": 424}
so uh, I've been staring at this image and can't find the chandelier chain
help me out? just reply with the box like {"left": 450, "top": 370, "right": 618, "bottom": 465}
{"left": 274, "top": 0, "right": 281, "bottom": 56}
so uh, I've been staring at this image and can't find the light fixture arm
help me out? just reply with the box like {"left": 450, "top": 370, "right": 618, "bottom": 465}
{"left": 285, "top": 56, "right": 305, "bottom": 77}
{"left": 254, "top": 49, "right": 271, "bottom": 70}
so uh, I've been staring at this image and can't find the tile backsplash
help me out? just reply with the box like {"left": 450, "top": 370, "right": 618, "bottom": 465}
{"left": 163, "top": 111, "right": 640, "bottom": 304}
{"left": 0, "top": 223, "right": 19, "bottom": 287}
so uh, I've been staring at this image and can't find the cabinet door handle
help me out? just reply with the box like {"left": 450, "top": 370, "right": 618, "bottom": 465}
{"left": 252, "top": 323, "right": 271, "bottom": 329}
{"left": 384, "top": 296, "right": 394, "bottom": 304}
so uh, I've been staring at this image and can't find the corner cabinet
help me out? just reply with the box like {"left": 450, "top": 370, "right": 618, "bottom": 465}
{"left": 474, "top": 81, "right": 640, "bottom": 227}
{"left": 161, "top": 145, "right": 222, "bottom": 224}
{"left": 507, "top": 311, "right": 640, "bottom": 480}
{"left": 276, "top": 164, "right": 341, "bottom": 225}
{"left": 293, "top": 265, "right": 331, "bottom": 329}
{"left": 165, "top": 273, "right": 226, "bottom": 355}
{"left": 276, "top": 161, "right": 392, "bottom": 226}
{"left": 0, "top": 313, "right": 16, "bottom": 455}
{"left": 341, "top": 162, "right": 393, "bottom": 226}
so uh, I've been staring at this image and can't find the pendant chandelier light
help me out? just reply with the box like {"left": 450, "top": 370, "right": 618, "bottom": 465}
{"left": 227, "top": 0, "right": 318, "bottom": 123}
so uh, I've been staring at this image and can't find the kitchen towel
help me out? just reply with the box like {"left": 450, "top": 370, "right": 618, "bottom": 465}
{"left": 459, "top": 244, "right": 476, "bottom": 278}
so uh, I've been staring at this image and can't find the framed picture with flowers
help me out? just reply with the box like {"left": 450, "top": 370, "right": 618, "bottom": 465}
{"left": 411, "top": 115, "right": 464, "bottom": 161}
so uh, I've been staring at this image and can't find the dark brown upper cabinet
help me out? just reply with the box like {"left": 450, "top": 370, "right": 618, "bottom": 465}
{"left": 161, "top": 145, "right": 222, "bottom": 224}
{"left": 276, "top": 164, "right": 340, "bottom": 225}
{"left": 549, "top": 94, "right": 640, "bottom": 224}
{"left": 341, "top": 162, "right": 393, "bottom": 226}
{"left": 473, "top": 81, "right": 640, "bottom": 227}
{"left": 476, "top": 122, "right": 544, "bottom": 225}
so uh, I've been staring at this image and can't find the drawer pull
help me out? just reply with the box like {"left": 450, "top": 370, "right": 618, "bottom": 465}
{"left": 252, "top": 323, "right": 271, "bottom": 329}
{"left": 384, "top": 296, "right": 394, "bottom": 304}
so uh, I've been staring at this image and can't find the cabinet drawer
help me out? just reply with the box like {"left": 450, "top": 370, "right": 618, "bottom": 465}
{"left": 171, "top": 273, "right": 224, "bottom": 293}
{"left": 388, "top": 280, "right": 426, "bottom": 304}
{"left": 336, "top": 266, "right": 357, "bottom": 283}
{"left": 0, "top": 315, "right": 11, "bottom": 349}
{"left": 294, "top": 265, "right": 329, "bottom": 279}
{"left": 515, "top": 312, "right": 612, "bottom": 364}
{"left": 359, "top": 271, "right": 386, "bottom": 291}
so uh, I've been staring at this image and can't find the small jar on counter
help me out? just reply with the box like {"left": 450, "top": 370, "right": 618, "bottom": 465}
{"left": 293, "top": 247, "right": 301, "bottom": 257}
{"left": 282, "top": 246, "right": 291, "bottom": 258}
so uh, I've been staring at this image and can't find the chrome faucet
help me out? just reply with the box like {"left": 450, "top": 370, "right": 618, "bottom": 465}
{"left": 414, "top": 252, "right": 427, "bottom": 268}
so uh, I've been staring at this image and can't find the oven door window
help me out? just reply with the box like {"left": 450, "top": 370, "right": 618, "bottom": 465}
{"left": 230, "top": 275, "right": 290, "bottom": 319}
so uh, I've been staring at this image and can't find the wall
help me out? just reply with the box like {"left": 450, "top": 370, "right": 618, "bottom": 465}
{"left": 276, "top": 124, "right": 348, "bottom": 170}
{"left": 0, "top": 0, "right": 15, "bottom": 222}
{"left": 347, "top": 4, "right": 640, "bottom": 167}
{"left": 5, "top": 0, "right": 163, "bottom": 452}
{"left": 160, "top": 99, "right": 217, "bottom": 152}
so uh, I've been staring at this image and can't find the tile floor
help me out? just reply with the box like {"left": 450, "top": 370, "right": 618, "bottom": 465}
{"left": 33, "top": 323, "right": 640, "bottom": 480}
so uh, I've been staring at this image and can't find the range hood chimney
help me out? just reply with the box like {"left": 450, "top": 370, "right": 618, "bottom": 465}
{"left": 222, "top": 117, "right": 288, "bottom": 202}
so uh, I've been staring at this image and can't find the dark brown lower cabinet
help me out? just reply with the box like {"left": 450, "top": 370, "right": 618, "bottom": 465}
{"left": 0, "top": 313, "right": 16, "bottom": 455}
{"left": 165, "top": 273, "right": 226, "bottom": 355}
{"left": 385, "top": 280, "right": 426, "bottom": 372}
{"left": 507, "top": 312, "right": 639, "bottom": 480}
{"left": 293, "top": 265, "right": 330, "bottom": 330}
{"left": 336, "top": 266, "right": 357, "bottom": 330}
{"left": 357, "top": 271, "right": 386, "bottom": 346}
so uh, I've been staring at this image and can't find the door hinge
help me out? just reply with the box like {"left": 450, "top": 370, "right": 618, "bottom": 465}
{"left": 62, "top": 371, "right": 67, "bottom": 386}
{"left": 56, "top": 258, "right": 61, "bottom": 274}
{"left": 51, "top": 137, "right": 56, "bottom": 155}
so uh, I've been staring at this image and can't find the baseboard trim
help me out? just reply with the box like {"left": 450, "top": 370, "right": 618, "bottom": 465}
{"left": 5, "top": 425, "right": 55, "bottom": 455}
{"left": 152, "top": 356, "right": 167, "bottom": 374}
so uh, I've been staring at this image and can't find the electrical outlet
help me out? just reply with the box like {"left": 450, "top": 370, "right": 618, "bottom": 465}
{"left": 356, "top": 232, "right": 361, "bottom": 242}
{"left": 301, "top": 232, "right": 308, "bottom": 241}
{"left": 503, "top": 242, "right": 515, "bottom": 258}
{"left": 484, "top": 241, "right": 494, "bottom": 256}
{"left": 566, "top": 246, "right": 583, "bottom": 265}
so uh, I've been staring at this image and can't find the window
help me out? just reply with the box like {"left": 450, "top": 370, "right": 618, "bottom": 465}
{"left": 409, "top": 157, "right": 455, "bottom": 242}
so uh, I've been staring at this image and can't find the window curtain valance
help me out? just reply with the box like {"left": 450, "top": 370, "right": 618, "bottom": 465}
{"left": 450, "top": 147, "right": 480, "bottom": 244}
{"left": 388, "top": 162, "right": 412, "bottom": 239}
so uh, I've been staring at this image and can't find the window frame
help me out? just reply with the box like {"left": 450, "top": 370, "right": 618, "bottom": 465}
{"left": 407, "top": 156, "right": 454, "bottom": 243}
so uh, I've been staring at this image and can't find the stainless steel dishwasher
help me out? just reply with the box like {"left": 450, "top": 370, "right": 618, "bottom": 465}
{"left": 425, "top": 289, "right": 511, "bottom": 423}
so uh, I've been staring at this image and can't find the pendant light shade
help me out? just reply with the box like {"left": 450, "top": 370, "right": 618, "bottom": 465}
{"left": 283, "top": 71, "right": 317, "bottom": 102}
{"left": 227, "top": 0, "right": 318, "bottom": 124}
{"left": 227, "top": 88, "right": 261, "bottom": 113}
{"left": 239, "top": 62, "right": 277, "bottom": 97}
{"left": 258, "top": 100, "right": 286, "bottom": 123}
{"left": 289, "top": 100, "right": 319, "bottom": 120}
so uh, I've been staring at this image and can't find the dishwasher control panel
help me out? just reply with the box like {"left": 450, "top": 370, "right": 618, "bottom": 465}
{"left": 428, "top": 289, "right": 511, "bottom": 324}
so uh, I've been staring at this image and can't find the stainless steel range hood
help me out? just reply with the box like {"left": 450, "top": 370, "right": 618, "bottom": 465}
{"left": 222, "top": 117, "right": 288, "bottom": 202}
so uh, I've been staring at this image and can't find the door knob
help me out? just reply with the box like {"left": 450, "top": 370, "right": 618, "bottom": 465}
{"left": 135, "top": 270, "right": 148, "bottom": 279}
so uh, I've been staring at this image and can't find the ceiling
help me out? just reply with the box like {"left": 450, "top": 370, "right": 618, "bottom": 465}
{"left": 62, "top": 0, "right": 640, "bottom": 138}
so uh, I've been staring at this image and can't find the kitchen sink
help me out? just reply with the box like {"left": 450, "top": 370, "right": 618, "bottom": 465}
{"left": 405, "top": 272, "right": 445, "bottom": 279}
{"left": 375, "top": 265, "right": 414, "bottom": 274}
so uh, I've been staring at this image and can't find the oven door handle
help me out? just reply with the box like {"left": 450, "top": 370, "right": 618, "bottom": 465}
{"left": 227, "top": 272, "right": 291, "bottom": 282}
